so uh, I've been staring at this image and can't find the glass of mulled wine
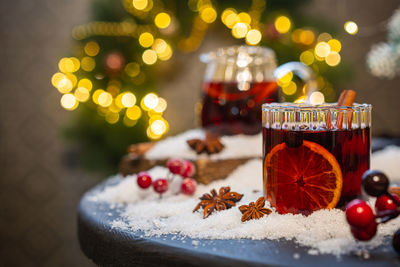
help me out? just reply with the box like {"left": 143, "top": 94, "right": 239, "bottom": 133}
{"left": 200, "top": 46, "right": 317, "bottom": 135}
{"left": 262, "top": 103, "right": 372, "bottom": 215}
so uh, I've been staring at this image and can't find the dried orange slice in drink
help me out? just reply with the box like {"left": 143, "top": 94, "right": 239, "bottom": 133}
{"left": 265, "top": 140, "right": 343, "bottom": 215}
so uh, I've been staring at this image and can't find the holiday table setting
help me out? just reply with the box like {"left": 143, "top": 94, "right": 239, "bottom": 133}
{"left": 47, "top": 0, "right": 400, "bottom": 265}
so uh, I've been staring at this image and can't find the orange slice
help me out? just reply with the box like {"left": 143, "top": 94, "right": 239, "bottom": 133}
{"left": 265, "top": 140, "right": 343, "bottom": 215}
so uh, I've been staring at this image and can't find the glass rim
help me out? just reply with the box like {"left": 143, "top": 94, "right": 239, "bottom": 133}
{"left": 262, "top": 102, "right": 372, "bottom": 112}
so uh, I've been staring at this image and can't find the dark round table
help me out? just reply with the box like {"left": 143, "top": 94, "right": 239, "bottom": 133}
{"left": 78, "top": 138, "right": 400, "bottom": 267}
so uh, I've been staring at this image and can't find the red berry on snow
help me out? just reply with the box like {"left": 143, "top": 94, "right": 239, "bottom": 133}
{"left": 137, "top": 172, "right": 152, "bottom": 189}
{"left": 350, "top": 220, "right": 377, "bottom": 241}
{"left": 181, "top": 178, "right": 197, "bottom": 195}
{"left": 181, "top": 160, "right": 196, "bottom": 178}
{"left": 375, "top": 194, "right": 400, "bottom": 213}
{"left": 153, "top": 178, "right": 169, "bottom": 194}
{"left": 167, "top": 158, "right": 185, "bottom": 175}
{"left": 345, "top": 199, "right": 375, "bottom": 228}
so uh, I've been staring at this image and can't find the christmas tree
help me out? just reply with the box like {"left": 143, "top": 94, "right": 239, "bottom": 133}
{"left": 52, "top": 0, "right": 352, "bottom": 173}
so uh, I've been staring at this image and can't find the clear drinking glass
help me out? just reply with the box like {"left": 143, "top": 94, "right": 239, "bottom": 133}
{"left": 200, "top": 45, "right": 317, "bottom": 135}
{"left": 262, "top": 102, "right": 372, "bottom": 215}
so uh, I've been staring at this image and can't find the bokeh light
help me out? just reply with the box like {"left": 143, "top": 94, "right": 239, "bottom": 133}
{"left": 58, "top": 58, "right": 75, "bottom": 73}
{"left": 224, "top": 13, "right": 239, "bottom": 29}
{"left": 126, "top": 105, "right": 142, "bottom": 120}
{"left": 121, "top": 92, "right": 136, "bottom": 108}
{"left": 238, "top": 12, "right": 251, "bottom": 24}
{"left": 150, "top": 119, "right": 167, "bottom": 135}
{"left": 274, "top": 16, "right": 291, "bottom": 34}
{"left": 317, "top": 32, "right": 332, "bottom": 42}
{"left": 328, "top": 39, "right": 341, "bottom": 52}
{"left": 200, "top": 7, "right": 217, "bottom": 23}
{"left": 56, "top": 77, "right": 73, "bottom": 93}
{"left": 344, "top": 21, "right": 358, "bottom": 35}
{"left": 142, "top": 93, "right": 159, "bottom": 110}
{"left": 142, "top": 49, "right": 157, "bottom": 65}
{"left": 105, "top": 112, "right": 119, "bottom": 124}
{"left": 299, "top": 50, "right": 314, "bottom": 65}
{"left": 81, "top": 57, "right": 96, "bottom": 71}
{"left": 299, "top": 30, "right": 315, "bottom": 45}
{"left": 74, "top": 87, "right": 90, "bottom": 102}
{"left": 154, "top": 12, "right": 171, "bottom": 29}
{"left": 51, "top": 72, "right": 65, "bottom": 87}
{"left": 132, "top": 0, "right": 148, "bottom": 10}
{"left": 84, "top": 41, "right": 100, "bottom": 56}
{"left": 153, "top": 97, "right": 167, "bottom": 113}
{"left": 123, "top": 115, "right": 138, "bottom": 127}
{"left": 60, "top": 93, "right": 78, "bottom": 110}
{"left": 232, "top": 23, "right": 249, "bottom": 38}
{"left": 98, "top": 92, "right": 113, "bottom": 107}
{"left": 139, "top": 32, "right": 154, "bottom": 47}
{"left": 315, "top": 42, "right": 331, "bottom": 58}
{"left": 277, "top": 71, "right": 293, "bottom": 86}
{"left": 77, "top": 78, "right": 93, "bottom": 91}
{"left": 246, "top": 29, "right": 262, "bottom": 45}
{"left": 325, "top": 51, "right": 341, "bottom": 66}
{"left": 310, "top": 91, "right": 325, "bottom": 105}
{"left": 282, "top": 81, "right": 297, "bottom": 95}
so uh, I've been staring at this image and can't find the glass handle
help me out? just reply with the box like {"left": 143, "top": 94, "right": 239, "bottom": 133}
{"left": 274, "top": 61, "right": 317, "bottom": 102}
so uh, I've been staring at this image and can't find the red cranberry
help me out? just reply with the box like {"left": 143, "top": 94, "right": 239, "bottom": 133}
{"left": 350, "top": 220, "right": 377, "bottom": 241}
{"left": 375, "top": 194, "right": 400, "bottom": 213}
{"left": 181, "top": 160, "right": 196, "bottom": 178}
{"left": 137, "top": 172, "right": 152, "bottom": 189}
{"left": 345, "top": 199, "right": 375, "bottom": 228}
{"left": 167, "top": 158, "right": 185, "bottom": 175}
{"left": 153, "top": 178, "right": 169, "bottom": 194}
{"left": 181, "top": 178, "right": 197, "bottom": 195}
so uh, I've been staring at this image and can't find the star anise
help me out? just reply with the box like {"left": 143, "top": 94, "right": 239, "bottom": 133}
{"left": 193, "top": 186, "right": 243, "bottom": 218}
{"left": 239, "top": 197, "right": 272, "bottom": 222}
{"left": 187, "top": 131, "right": 224, "bottom": 155}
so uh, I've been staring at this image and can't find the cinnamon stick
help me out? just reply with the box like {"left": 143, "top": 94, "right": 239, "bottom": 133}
{"left": 336, "top": 90, "right": 356, "bottom": 129}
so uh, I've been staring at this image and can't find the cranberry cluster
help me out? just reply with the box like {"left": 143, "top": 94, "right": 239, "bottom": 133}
{"left": 345, "top": 170, "right": 400, "bottom": 254}
{"left": 136, "top": 158, "right": 197, "bottom": 197}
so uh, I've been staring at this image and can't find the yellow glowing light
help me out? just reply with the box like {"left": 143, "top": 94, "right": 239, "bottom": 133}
{"left": 81, "top": 57, "right": 96, "bottom": 71}
{"left": 299, "top": 50, "right": 314, "bottom": 66}
{"left": 125, "top": 62, "right": 140, "bottom": 77}
{"left": 121, "top": 92, "right": 136, "bottom": 108}
{"left": 282, "top": 81, "right": 297, "bottom": 95}
{"left": 123, "top": 115, "right": 138, "bottom": 127}
{"left": 315, "top": 42, "right": 331, "bottom": 58}
{"left": 294, "top": 96, "right": 307, "bottom": 103}
{"left": 225, "top": 13, "right": 239, "bottom": 29}
{"left": 147, "top": 127, "right": 162, "bottom": 140}
{"left": 328, "top": 39, "right": 342, "bottom": 52}
{"left": 109, "top": 100, "right": 122, "bottom": 113}
{"left": 115, "top": 93, "right": 124, "bottom": 108}
{"left": 153, "top": 97, "right": 167, "bottom": 113}
{"left": 51, "top": 72, "right": 65, "bottom": 87}
{"left": 152, "top": 38, "right": 167, "bottom": 54}
{"left": 132, "top": 0, "right": 148, "bottom": 10}
{"left": 74, "top": 87, "right": 90, "bottom": 102}
{"left": 274, "top": 16, "right": 291, "bottom": 34}
{"left": 60, "top": 93, "right": 78, "bottom": 110}
{"left": 142, "top": 49, "right": 157, "bottom": 65}
{"left": 154, "top": 12, "right": 171, "bottom": 29}
{"left": 143, "top": 93, "right": 159, "bottom": 110}
{"left": 277, "top": 71, "right": 293, "bottom": 87}
{"left": 105, "top": 112, "right": 119, "bottom": 124}
{"left": 325, "top": 51, "right": 341, "bottom": 66}
{"left": 150, "top": 119, "right": 167, "bottom": 135}
{"left": 70, "top": 57, "right": 80, "bottom": 72}
{"left": 317, "top": 32, "right": 332, "bottom": 42}
{"left": 84, "top": 41, "right": 100, "bottom": 56}
{"left": 58, "top": 58, "right": 75, "bottom": 73}
{"left": 107, "top": 84, "right": 120, "bottom": 97}
{"left": 246, "top": 29, "right": 262, "bottom": 45}
{"left": 310, "top": 91, "right": 325, "bottom": 105}
{"left": 291, "top": 29, "right": 302, "bottom": 43}
{"left": 299, "top": 30, "right": 315, "bottom": 45}
{"left": 200, "top": 7, "right": 217, "bottom": 23}
{"left": 65, "top": 73, "right": 77, "bottom": 87}
{"left": 126, "top": 105, "right": 142, "bottom": 120}
{"left": 238, "top": 12, "right": 251, "bottom": 24}
{"left": 232, "top": 23, "right": 249, "bottom": 38}
{"left": 344, "top": 21, "right": 358, "bottom": 35}
{"left": 221, "top": 8, "right": 236, "bottom": 24}
{"left": 157, "top": 44, "right": 172, "bottom": 61}
{"left": 98, "top": 92, "right": 113, "bottom": 107}
{"left": 77, "top": 78, "right": 93, "bottom": 91}
{"left": 139, "top": 32, "right": 154, "bottom": 48}
{"left": 92, "top": 89, "right": 105, "bottom": 104}
{"left": 56, "top": 77, "right": 73, "bottom": 94}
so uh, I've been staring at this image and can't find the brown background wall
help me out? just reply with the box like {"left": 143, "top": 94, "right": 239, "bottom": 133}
{"left": 0, "top": 0, "right": 399, "bottom": 266}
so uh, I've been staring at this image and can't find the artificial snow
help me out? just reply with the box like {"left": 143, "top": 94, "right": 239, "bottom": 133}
{"left": 90, "top": 143, "right": 400, "bottom": 256}
{"left": 145, "top": 129, "right": 262, "bottom": 161}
